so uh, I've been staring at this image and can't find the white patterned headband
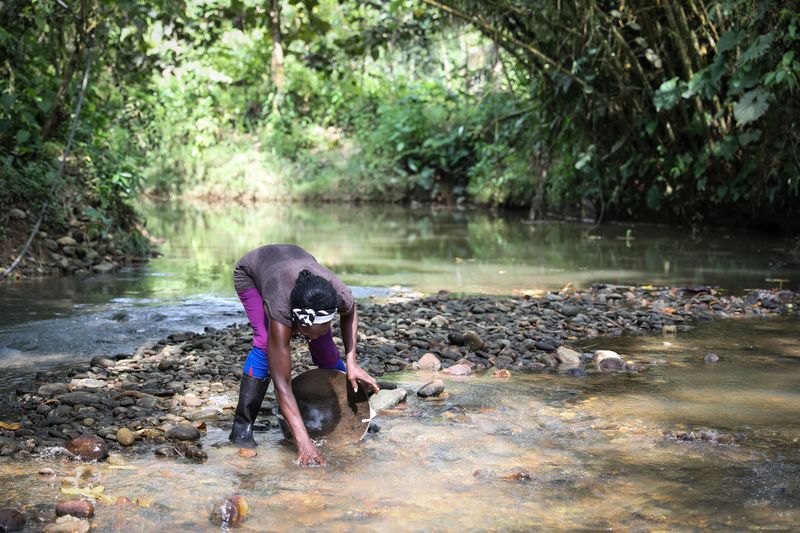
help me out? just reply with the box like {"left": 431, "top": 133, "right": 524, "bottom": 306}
{"left": 292, "top": 308, "right": 337, "bottom": 326}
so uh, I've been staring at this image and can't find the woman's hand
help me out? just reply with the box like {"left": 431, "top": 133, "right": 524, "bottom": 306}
{"left": 347, "top": 363, "right": 380, "bottom": 395}
{"left": 296, "top": 438, "right": 325, "bottom": 467}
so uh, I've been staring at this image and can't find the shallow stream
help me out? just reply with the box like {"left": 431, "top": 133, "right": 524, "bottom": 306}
{"left": 1, "top": 203, "right": 799, "bottom": 530}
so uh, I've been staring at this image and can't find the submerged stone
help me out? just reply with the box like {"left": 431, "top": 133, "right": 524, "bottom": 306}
{"left": 210, "top": 495, "right": 249, "bottom": 527}
{"left": 417, "top": 380, "right": 445, "bottom": 398}
{"left": 55, "top": 500, "right": 94, "bottom": 518}
{"left": 0, "top": 509, "right": 25, "bottom": 532}
{"left": 595, "top": 350, "right": 625, "bottom": 372}
{"left": 704, "top": 353, "right": 720, "bottom": 363}
{"left": 43, "top": 515, "right": 90, "bottom": 533}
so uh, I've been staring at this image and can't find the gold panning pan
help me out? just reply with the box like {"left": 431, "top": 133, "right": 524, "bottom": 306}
{"left": 277, "top": 368, "right": 372, "bottom": 444}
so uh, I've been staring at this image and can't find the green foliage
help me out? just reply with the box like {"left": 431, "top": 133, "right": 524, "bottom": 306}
{"left": 3, "top": 0, "right": 799, "bottom": 235}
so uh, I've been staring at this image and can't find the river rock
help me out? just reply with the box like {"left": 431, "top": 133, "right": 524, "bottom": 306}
{"left": 165, "top": 424, "right": 201, "bottom": 441}
{"left": 415, "top": 353, "right": 442, "bottom": 370}
{"left": 430, "top": 315, "right": 449, "bottom": 327}
{"left": 463, "top": 331, "right": 485, "bottom": 351}
{"left": 38, "top": 383, "right": 70, "bottom": 397}
{"left": 89, "top": 356, "right": 115, "bottom": 369}
{"left": 155, "top": 446, "right": 180, "bottom": 458}
{"left": 238, "top": 448, "right": 257, "bottom": 458}
{"left": 71, "top": 379, "right": 107, "bottom": 389}
{"left": 43, "top": 515, "right": 90, "bottom": 533}
{"left": 556, "top": 346, "right": 581, "bottom": 366}
{"left": 116, "top": 428, "right": 135, "bottom": 446}
{"left": 447, "top": 332, "right": 465, "bottom": 346}
{"left": 55, "top": 500, "right": 94, "bottom": 518}
{"left": 210, "top": 495, "right": 249, "bottom": 527}
{"left": 369, "top": 388, "right": 407, "bottom": 411}
{"left": 57, "top": 236, "right": 77, "bottom": 247}
{"left": 9, "top": 208, "right": 26, "bottom": 219}
{"left": 182, "top": 395, "right": 202, "bottom": 407}
{"left": 56, "top": 392, "right": 104, "bottom": 406}
{"left": 494, "top": 355, "right": 514, "bottom": 369}
{"left": 66, "top": 435, "right": 108, "bottom": 461}
{"left": 0, "top": 509, "right": 25, "bottom": 532}
{"left": 417, "top": 379, "right": 445, "bottom": 398}
{"left": 565, "top": 367, "right": 587, "bottom": 377}
{"left": 157, "top": 358, "right": 177, "bottom": 371}
{"left": 185, "top": 447, "right": 208, "bottom": 461}
{"left": 595, "top": 350, "right": 625, "bottom": 371}
{"left": 442, "top": 364, "right": 472, "bottom": 376}
{"left": 704, "top": 352, "right": 720, "bottom": 363}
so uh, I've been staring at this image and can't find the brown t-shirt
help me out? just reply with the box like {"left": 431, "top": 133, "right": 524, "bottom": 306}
{"left": 233, "top": 244, "right": 354, "bottom": 328}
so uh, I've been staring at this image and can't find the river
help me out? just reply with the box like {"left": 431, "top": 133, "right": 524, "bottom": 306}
{"left": 0, "top": 202, "right": 798, "bottom": 531}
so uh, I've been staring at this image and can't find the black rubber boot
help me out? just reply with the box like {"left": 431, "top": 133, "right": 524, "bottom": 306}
{"left": 229, "top": 374, "right": 270, "bottom": 448}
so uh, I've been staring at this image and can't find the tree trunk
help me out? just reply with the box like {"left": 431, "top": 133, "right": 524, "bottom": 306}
{"left": 269, "top": 0, "right": 284, "bottom": 113}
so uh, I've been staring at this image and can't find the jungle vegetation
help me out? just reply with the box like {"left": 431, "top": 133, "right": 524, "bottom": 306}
{"left": 2, "top": 0, "right": 799, "bottom": 235}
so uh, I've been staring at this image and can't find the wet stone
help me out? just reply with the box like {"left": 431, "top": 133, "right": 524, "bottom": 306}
{"left": 38, "top": 383, "right": 70, "bottom": 397}
{"left": 494, "top": 355, "right": 514, "bottom": 369}
{"left": 155, "top": 445, "right": 180, "bottom": 458}
{"left": 417, "top": 380, "right": 445, "bottom": 398}
{"left": 596, "top": 350, "right": 625, "bottom": 372}
{"left": 0, "top": 509, "right": 25, "bottom": 532}
{"left": 55, "top": 500, "right": 94, "bottom": 518}
{"left": 166, "top": 424, "right": 201, "bottom": 441}
{"left": 238, "top": 448, "right": 257, "bottom": 458}
{"left": 185, "top": 447, "right": 208, "bottom": 461}
{"left": 565, "top": 367, "right": 588, "bottom": 378}
{"left": 556, "top": 346, "right": 581, "bottom": 366}
{"left": 442, "top": 364, "right": 472, "bottom": 376}
{"left": 463, "top": 331, "right": 485, "bottom": 351}
{"left": 43, "top": 515, "right": 90, "bottom": 533}
{"left": 89, "top": 356, "right": 116, "bottom": 369}
{"left": 704, "top": 353, "right": 720, "bottom": 363}
{"left": 65, "top": 435, "right": 108, "bottom": 461}
{"left": 210, "top": 495, "right": 249, "bottom": 527}
{"left": 415, "top": 353, "right": 441, "bottom": 370}
{"left": 369, "top": 388, "right": 407, "bottom": 411}
{"left": 116, "top": 428, "right": 135, "bottom": 446}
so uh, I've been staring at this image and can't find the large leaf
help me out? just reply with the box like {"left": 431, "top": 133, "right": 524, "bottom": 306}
{"left": 653, "top": 77, "right": 682, "bottom": 111}
{"left": 733, "top": 89, "right": 770, "bottom": 126}
{"left": 737, "top": 33, "right": 773, "bottom": 67}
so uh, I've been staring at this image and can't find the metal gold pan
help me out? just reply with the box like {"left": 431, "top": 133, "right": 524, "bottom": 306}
{"left": 277, "top": 368, "right": 372, "bottom": 444}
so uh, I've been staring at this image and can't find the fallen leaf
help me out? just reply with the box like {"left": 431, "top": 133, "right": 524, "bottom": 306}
{"left": 0, "top": 422, "right": 21, "bottom": 430}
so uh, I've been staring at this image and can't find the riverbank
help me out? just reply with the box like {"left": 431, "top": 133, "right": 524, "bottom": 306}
{"left": 1, "top": 284, "right": 797, "bottom": 462}
{"left": 1, "top": 203, "right": 156, "bottom": 280}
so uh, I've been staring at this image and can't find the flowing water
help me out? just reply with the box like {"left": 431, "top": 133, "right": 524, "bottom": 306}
{"left": 1, "top": 202, "right": 799, "bottom": 531}
{"left": 1, "top": 318, "right": 798, "bottom": 531}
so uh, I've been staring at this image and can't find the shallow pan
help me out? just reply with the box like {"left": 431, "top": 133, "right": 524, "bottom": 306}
{"left": 276, "top": 368, "right": 372, "bottom": 444}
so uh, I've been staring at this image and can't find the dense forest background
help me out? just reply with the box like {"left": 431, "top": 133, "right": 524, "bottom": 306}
{"left": 2, "top": 0, "right": 799, "bottom": 247}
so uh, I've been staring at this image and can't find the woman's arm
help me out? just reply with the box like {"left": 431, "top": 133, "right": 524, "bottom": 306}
{"left": 267, "top": 319, "right": 325, "bottom": 466}
{"left": 340, "top": 305, "right": 380, "bottom": 394}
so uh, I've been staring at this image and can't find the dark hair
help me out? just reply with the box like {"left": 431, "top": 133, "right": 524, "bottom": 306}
{"left": 290, "top": 269, "right": 338, "bottom": 312}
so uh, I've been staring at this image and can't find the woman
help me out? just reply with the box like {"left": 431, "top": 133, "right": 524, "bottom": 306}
{"left": 229, "top": 244, "right": 379, "bottom": 466}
